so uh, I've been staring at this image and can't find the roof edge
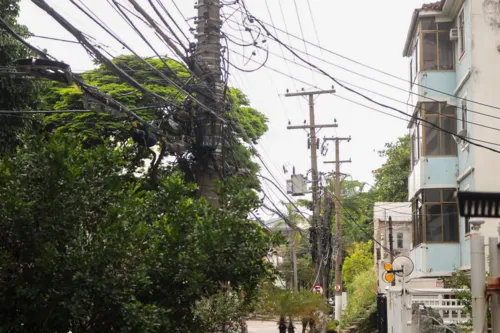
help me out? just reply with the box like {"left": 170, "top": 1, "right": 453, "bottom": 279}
{"left": 402, "top": 10, "right": 420, "bottom": 57}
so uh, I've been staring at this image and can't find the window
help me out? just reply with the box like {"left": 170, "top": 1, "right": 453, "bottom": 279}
{"left": 422, "top": 102, "right": 458, "bottom": 156}
{"left": 412, "top": 189, "right": 459, "bottom": 245}
{"left": 421, "top": 18, "right": 454, "bottom": 71}
{"left": 458, "top": 8, "right": 465, "bottom": 58}
{"left": 397, "top": 233, "right": 404, "bottom": 249}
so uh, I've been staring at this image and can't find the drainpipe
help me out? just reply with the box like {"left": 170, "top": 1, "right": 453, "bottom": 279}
{"left": 470, "top": 219, "right": 486, "bottom": 333}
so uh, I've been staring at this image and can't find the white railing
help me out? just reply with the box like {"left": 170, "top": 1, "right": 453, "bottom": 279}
{"left": 387, "top": 288, "right": 470, "bottom": 333}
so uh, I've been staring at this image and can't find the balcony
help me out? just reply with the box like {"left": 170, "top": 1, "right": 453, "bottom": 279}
{"left": 408, "top": 156, "right": 458, "bottom": 200}
{"left": 410, "top": 243, "right": 460, "bottom": 278}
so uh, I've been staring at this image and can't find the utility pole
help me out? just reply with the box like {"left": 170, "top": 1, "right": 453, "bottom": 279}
{"left": 388, "top": 216, "right": 395, "bottom": 287}
{"left": 285, "top": 89, "right": 336, "bottom": 292}
{"left": 470, "top": 219, "right": 486, "bottom": 333}
{"left": 324, "top": 136, "right": 351, "bottom": 321}
{"left": 489, "top": 222, "right": 500, "bottom": 333}
{"left": 194, "top": 0, "right": 223, "bottom": 205}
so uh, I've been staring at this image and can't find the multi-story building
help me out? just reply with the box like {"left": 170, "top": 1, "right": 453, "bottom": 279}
{"left": 403, "top": 0, "right": 500, "bottom": 280}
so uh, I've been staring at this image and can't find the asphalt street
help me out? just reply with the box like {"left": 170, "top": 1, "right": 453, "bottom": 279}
{"left": 247, "top": 320, "right": 303, "bottom": 333}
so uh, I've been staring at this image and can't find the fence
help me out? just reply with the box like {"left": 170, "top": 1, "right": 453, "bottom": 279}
{"left": 386, "top": 288, "right": 470, "bottom": 332}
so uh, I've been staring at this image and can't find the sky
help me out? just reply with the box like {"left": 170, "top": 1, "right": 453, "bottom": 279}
{"left": 17, "top": 0, "right": 427, "bottom": 215}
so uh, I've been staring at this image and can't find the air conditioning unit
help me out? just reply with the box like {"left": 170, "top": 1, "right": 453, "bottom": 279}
{"left": 450, "top": 28, "right": 459, "bottom": 41}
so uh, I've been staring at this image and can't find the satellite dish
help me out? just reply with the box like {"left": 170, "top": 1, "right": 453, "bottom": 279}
{"left": 453, "top": 129, "right": 468, "bottom": 144}
{"left": 392, "top": 255, "right": 414, "bottom": 277}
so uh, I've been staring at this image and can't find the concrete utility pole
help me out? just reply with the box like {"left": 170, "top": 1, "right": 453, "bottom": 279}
{"left": 470, "top": 219, "right": 486, "bottom": 333}
{"left": 285, "top": 89, "right": 336, "bottom": 292}
{"left": 194, "top": 0, "right": 223, "bottom": 205}
{"left": 490, "top": 222, "right": 500, "bottom": 333}
{"left": 324, "top": 136, "right": 351, "bottom": 321}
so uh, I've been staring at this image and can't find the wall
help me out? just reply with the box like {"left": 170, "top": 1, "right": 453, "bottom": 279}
{"left": 408, "top": 157, "right": 458, "bottom": 199}
{"left": 470, "top": 0, "right": 500, "bottom": 194}
{"left": 426, "top": 243, "right": 460, "bottom": 273}
{"left": 418, "top": 72, "right": 457, "bottom": 103}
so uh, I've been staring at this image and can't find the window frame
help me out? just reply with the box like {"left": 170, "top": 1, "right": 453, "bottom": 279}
{"left": 419, "top": 18, "right": 455, "bottom": 71}
{"left": 397, "top": 232, "right": 404, "bottom": 249}
{"left": 458, "top": 6, "right": 466, "bottom": 60}
{"left": 412, "top": 189, "right": 460, "bottom": 246}
{"left": 421, "top": 102, "right": 458, "bottom": 157}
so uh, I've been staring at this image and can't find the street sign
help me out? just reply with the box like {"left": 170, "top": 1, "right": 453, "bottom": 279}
{"left": 312, "top": 284, "right": 324, "bottom": 295}
{"left": 334, "top": 284, "right": 342, "bottom": 292}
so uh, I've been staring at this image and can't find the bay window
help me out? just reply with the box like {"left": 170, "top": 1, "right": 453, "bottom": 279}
{"left": 413, "top": 189, "right": 459, "bottom": 245}
{"left": 421, "top": 102, "right": 457, "bottom": 156}
{"left": 409, "top": 102, "right": 457, "bottom": 170}
{"left": 420, "top": 18, "right": 454, "bottom": 71}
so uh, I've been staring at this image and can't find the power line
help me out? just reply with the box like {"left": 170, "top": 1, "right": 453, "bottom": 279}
{"left": 224, "top": 19, "right": 500, "bottom": 123}
{"left": 223, "top": 32, "right": 500, "bottom": 134}
{"left": 232, "top": 3, "right": 500, "bottom": 112}
{"left": 237, "top": 8, "right": 500, "bottom": 155}
{"left": 227, "top": 46, "right": 500, "bottom": 149}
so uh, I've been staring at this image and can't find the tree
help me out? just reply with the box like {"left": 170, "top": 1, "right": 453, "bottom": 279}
{"left": 0, "top": 0, "right": 45, "bottom": 155}
{"left": 0, "top": 133, "right": 276, "bottom": 332}
{"left": 371, "top": 135, "right": 410, "bottom": 202}
{"left": 41, "top": 55, "right": 268, "bottom": 177}
{"left": 342, "top": 241, "right": 373, "bottom": 289}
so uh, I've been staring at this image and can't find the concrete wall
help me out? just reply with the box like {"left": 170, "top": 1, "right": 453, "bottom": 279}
{"left": 408, "top": 157, "right": 458, "bottom": 199}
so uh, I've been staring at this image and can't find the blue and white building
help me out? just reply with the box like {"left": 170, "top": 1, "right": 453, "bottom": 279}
{"left": 403, "top": 0, "right": 500, "bottom": 280}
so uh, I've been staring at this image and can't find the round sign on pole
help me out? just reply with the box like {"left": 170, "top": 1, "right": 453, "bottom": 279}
{"left": 334, "top": 284, "right": 342, "bottom": 292}
{"left": 312, "top": 284, "right": 324, "bottom": 295}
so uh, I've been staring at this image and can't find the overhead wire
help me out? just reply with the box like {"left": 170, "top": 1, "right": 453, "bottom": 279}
{"left": 227, "top": 46, "right": 500, "bottom": 149}
{"left": 224, "top": 18, "right": 500, "bottom": 123}
{"left": 223, "top": 31, "right": 500, "bottom": 134}
{"left": 230, "top": 3, "right": 500, "bottom": 111}
{"left": 236, "top": 7, "right": 500, "bottom": 155}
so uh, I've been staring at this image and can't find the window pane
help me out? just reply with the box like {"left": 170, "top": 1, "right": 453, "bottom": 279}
{"left": 439, "top": 32, "right": 454, "bottom": 70}
{"left": 442, "top": 189, "right": 456, "bottom": 202}
{"left": 442, "top": 106, "right": 456, "bottom": 115}
{"left": 421, "top": 17, "right": 437, "bottom": 30}
{"left": 424, "top": 116, "right": 440, "bottom": 155}
{"left": 443, "top": 204, "right": 459, "bottom": 242}
{"left": 424, "top": 102, "right": 439, "bottom": 114}
{"left": 397, "top": 233, "right": 404, "bottom": 249}
{"left": 422, "top": 33, "right": 438, "bottom": 70}
{"left": 438, "top": 22, "right": 453, "bottom": 30}
{"left": 425, "top": 189, "right": 441, "bottom": 202}
{"left": 442, "top": 115, "right": 458, "bottom": 155}
{"left": 426, "top": 204, "right": 443, "bottom": 242}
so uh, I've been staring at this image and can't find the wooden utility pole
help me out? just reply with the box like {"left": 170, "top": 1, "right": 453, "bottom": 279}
{"left": 285, "top": 89, "right": 336, "bottom": 291}
{"left": 194, "top": 0, "right": 223, "bottom": 205}
{"left": 324, "top": 136, "right": 351, "bottom": 321}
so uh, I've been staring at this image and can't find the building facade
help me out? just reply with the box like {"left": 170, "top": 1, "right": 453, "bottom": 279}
{"left": 403, "top": 0, "right": 500, "bottom": 279}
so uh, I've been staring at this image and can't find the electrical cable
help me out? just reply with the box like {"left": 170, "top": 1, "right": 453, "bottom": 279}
{"left": 223, "top": 31, "right": 500, "bottom": 133}
{"left": 224, "top": 18, "right": 500, "bottom": 123}
{"left": 228, "top": 35, "right": 500, "bottom": 152}
{"left": 152, "top": 0, "right": 191, "bottom": 44}
{"left": 231, "top": 3, "right": 500, "bottom": 111}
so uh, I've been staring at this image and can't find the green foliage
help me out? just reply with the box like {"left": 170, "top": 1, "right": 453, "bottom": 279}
{"left": 258, "top": 285, "right": 328, "bottom": 321}
{"left": 343, "top": 268, "right": 377, "bottom": 331}
{"left": 0, "top": 133, "right": 277, "bottom": 332}
{"left": 0, "top": 0, "right": 45, "bottom": 155}
{"left": 444, "top": 269, "right": 473, "bottom": 327}
{"left": 342, "top": 241, "right": 373, "bottom": 292}
{"left": 193, "top": 291, "right": 248, "bottom": 333}
{"left": 371, "top": 135, "right": 411, "bottom": 202}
